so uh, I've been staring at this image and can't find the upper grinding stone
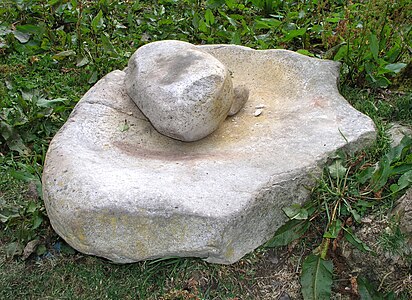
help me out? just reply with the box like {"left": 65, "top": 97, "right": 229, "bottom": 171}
{"left": 125, "top": 40, "right": 234, "bottom": 142}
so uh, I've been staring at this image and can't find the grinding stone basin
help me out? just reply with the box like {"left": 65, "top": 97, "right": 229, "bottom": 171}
{"left": 42, "top": 45, "right": 376, "bottom": 264}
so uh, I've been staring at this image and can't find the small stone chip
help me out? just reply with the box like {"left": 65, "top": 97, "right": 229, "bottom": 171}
{"left": 254, "top": 108, "right": 263, "bottom": 117}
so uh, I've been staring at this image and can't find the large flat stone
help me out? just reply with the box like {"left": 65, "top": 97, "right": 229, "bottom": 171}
{"left": 42, "top": 45, "right": 376, "bottom": 264}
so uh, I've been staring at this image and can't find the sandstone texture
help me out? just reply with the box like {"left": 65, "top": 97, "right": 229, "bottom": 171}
{"left": 393, "top": 188, "right": 412, "bottom": 245}
{"left": 125, "top": 40, "right": 235, "bottom": 142}
{"left": 388, "top": 123, "right": 412, "bottom": 246}
{"left": 388, "top": 122, "right": 412, "bottom": 148}
{"left": 228, "top": 85, "right": 249, "bottom": 116}
{"left": 43, "top": 45, "right": 376, "bottom": 264}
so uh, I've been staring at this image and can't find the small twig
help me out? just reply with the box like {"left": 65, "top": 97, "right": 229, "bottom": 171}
{"left": 378, "top": 270, "right": 394, "bottom": 291}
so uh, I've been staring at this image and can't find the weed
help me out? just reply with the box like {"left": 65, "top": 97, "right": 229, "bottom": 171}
{"left": 267, "top": 136, "right": 412, "bottom": 298}
{"left": 378, "top": 216, "right": 412, "bottom": 264}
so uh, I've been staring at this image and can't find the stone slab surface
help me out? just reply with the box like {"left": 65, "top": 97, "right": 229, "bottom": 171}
{"left": 43, "top": 45, "right": 376, "bottom": 264}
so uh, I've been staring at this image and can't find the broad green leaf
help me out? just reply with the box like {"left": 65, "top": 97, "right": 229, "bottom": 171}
{"left": 342, "top": 199, "right": 361, "bottom": 222}
{"left": 323, "top": 42, "right": 346, "bottom": 59}
{"left": 26, "top": 201, "right": 37, "bottom": 213}
{"left": 101, "top": 34, "right": 117, "bottom": 55}
{"left": 325, "top": 17, "right": 341, "bottom": 23}
{"left": 283, "top": 204, "right": 308, "bottom": 220}
{"left": 370, "top": 135, "right": 412, "bottom": 191}
{"left": 386, "top": 135, "right": 411, "bottom": 162}
{"left": 88, "top": 71, "right": 98, "bottom": 84}
{"left": 370, "top": 156, "right": 392, "bottom": 191}
{"left": 36, "top": 97, "right": 67, "bottom": 108}
{"left": 204, "top": 9, "right": 215, "bottom": 25}
{"left": 225, "top": 0, "right": 236, "bottom": 9}
{"left": 254, "top": 18, "right": 282, "bottom": 29}
{"left": 48, "top": 0, "right": 61, "bottom": 5}
{"left": 0, "top": 121, "right": 29, "bottom": 155}
{"left": 343, "top": 227, "right": 372, "bottom": 252}
{"left": 355, "top": 199, "right": 375, "bottom": 211}
{"left": 333, "top": 44, "right": 348, "bottom": 61}
{"left": 9, "top": 169, "right": 35, "bottom": 182}
{"left": 76, "top": 56, "right": 89, "bottom": 67}
{"left": 398, "top": 169, "right": 412, "bottom": 188}
{"left": 372, "top": 75, "right": 391, "bottom": 88}
{"left": 16, "top": 24, "right": 44, "bottom": 35}
{"left": 328, "top": 160, "right": 347, "bottom": 179}
{"left": 356, "top": 166, "right": 374, "bottom": 184}
{"left": 13, "top": 30, "right": 30, "bottom": 43}
{"left": 91, "top": 10, "right": 104, "bottom": 32}
{"left": 391, "top": 170, "right": 412, "bottom": 193}
{"left": 53, "top": 50, "right": 76, "bottom": 59}
{"left": 36, "top": 244, "right": 47, "bottom": 256}
{"left": 323, "top": 219, "right": 342, "bottom": 238}
{"left": 5, "top": 242, "right": 23, "bottom": 259}
{"left": 6, "top": 138, "right": 29, "bottom": 154}
{"left": 60, "top": 243, "right": 76, "bottom": 255}
{"left": 198, "top": 19, "right": 208, "bottom": 33}
{"left": 40, "top": 38, "right": 51, "bottom": 50}
{"left": 192, "top": 12, "right": 201, "bottom": 29}
{"left": 206, "top": 0, "right": 225, "bottom": 9}
{"left": 384, "top": 63, "right": 407, "bottom": 74}
{"left": 352, "top": 210, "right": 361, "bottom": 222}
{"left": 266, "top": 219, "right": 309, "bottom": 247}
{"left": 32, "top": 213, "right": 43, "bottom": 229}
{"left": 391, "top": 164, "right": 412, "bottom": 176}
{"left": 301, "top": 254, "right": 333, "bottom": 300}
{"left": 357, "top": 276, "right": 384, "bottom": 300}
{"left": 219, "top": 10, "right": 237, "bottom": 27}
{"left": 386, "top": 44, "right": 402, "bottom": 63}
{"left": 296, "top": 49, "right": 314, "bottom": 57}
{"left": 369, "top": 33, "right": 379, "bottom": 61}
{"left": 283, "top": 27, "right": 306, "bottom": 42}
{"left": 230, "top": 31, "right": 241, "bottom": 45}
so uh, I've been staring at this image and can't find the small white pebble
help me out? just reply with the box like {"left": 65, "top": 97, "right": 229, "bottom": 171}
{"left": 254, "top": 108, "right": 263, "bottom": 117}
{"left": 255, "top": 104, "right": 265, "bottom": 109}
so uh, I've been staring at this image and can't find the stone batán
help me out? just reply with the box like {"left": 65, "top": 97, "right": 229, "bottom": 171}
{"left": 42, "top": 42, "right": 376, "bottom": 264}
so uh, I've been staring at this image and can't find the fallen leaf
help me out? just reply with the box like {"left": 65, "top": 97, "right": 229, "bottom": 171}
{"left": 350, "top": 276, "right": 359, "bottom": 296}
{"left": 23, "top": 239, "right": 40, "bottom": 260}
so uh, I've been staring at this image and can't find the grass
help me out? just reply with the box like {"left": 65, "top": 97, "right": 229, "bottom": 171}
{"left": 1, "top": 0, "right": 411, "bottom": 299}
{"left": 0, "top": 255, "right": 255, "bottom": 299}
{"left": 1, "top": 240, "right": 292, "bottom": 299}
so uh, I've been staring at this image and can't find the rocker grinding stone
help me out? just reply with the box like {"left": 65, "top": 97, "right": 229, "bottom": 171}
{"left": 125, "top": 40, "right": 249, "bottom": 142}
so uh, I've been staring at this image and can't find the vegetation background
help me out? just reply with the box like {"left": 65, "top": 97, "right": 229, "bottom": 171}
{"left": 1, "top": 0, "right": 411, "bottom": 299}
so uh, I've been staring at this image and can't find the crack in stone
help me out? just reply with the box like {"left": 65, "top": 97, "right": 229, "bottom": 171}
{"left": 81, "top": 99, "right": 150, "bottom": 123}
